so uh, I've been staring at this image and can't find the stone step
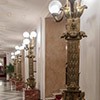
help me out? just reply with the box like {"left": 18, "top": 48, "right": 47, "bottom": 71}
{"left": 53, "top": 92, "right": 62, "bottom": 100}
{"left": 45, "top": 88, "right": 67, "bottom": 100}
{"left": 60, "top": 88, "right": 67, "bottom": 93}
{"left": 45, "top": 97, "right": 55, "bottom": 100}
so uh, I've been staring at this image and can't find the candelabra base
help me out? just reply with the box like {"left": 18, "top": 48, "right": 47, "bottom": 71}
{"left": 16, "top": 74, "right": 22, "bottom": 81}
{"left": 24, "top": 89, "right": 40, "bottom": 100}
{"left": 62, "top": 89, "right": 85, "bottom": 100}
{"left": 26, "top": 75, "right": 36, "bottom": 89}
{"left": 15, "top": 81, "right": 25, "bottom": 91}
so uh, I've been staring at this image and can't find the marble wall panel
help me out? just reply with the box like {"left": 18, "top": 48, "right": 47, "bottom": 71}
{"left": 45, "top": 18, "right": 66, "bottom": 97}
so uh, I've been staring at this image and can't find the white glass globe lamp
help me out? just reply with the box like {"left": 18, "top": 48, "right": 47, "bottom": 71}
{"left": 15, "top": 51, "right": 18, "bottom": 55}
{"left": 19, "top": 45, "right": 24, "bottom": 50}
{"left": 15, "top": 45, "right": 19, "bottom": 50}
{"left": 49, "top": 0, "right": 62, "bottom": 14}
{"left": 30, "top": 31, "right": 37, "bottom": 39}
{"left": 11, "top": 55, "right": 15, "bottom": 59}
{"left": 23, "top": 31, "right": 30, "bottom": 38}
{"left": 23, "top": 38, "right": 30, "bottom": 45}
{"left": 11, "top": 52, "right": 14, "bottom": 56}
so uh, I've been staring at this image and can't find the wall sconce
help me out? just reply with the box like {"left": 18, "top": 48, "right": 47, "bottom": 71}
{"left": 23, "top": 31, "right": 37, "bottom": 50}
{"left": 49, "top": 0, "right": 87, "bottom": 99}
{"left": 49, "top": 0, "right": 87, "bottom": 22}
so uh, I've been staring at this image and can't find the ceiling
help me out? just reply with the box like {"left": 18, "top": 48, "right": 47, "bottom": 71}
{"left": 0, "top": 0, "right": 66, "bottom": 57}
{"left": 0, "top": 0, "right": 51, "bottom": 56}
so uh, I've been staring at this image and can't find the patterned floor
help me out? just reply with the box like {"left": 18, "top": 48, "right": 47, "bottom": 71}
{"left": 0, "top": 79, "right": 23, "bottom": 100}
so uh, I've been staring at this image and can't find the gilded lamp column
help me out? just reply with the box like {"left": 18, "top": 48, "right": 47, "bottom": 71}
{"left": 16, "top": 54, "right": 22, "bottom": 81}
{"left": 26, "top": 39, "right": 36, "bottom": 89}
{"left": 49, "top": 0, "right": 87, "bottom": 99}
{"left": 11, "top": 53, "right": 17, "bottom": 78}
{"left": 23, "top": 31, "right": 37, "bottom": 89}
{"left": 65, "top": 18, "right": 81, "bottom": 90}
{"left": 12, "top": 58, "right": 16, "bottom": 74}
{"left": 13, "top": 58, "right": 17, "bottom": 78}
{"left": 27, "top": 46, "right": 35, "bottom": 77}
{"left": 62, "top": 18, "right": 87, "bottom": 100}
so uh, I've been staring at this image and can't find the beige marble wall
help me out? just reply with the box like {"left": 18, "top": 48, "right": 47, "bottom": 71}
{"left": 45, "top": 18, "right": 66, "bottom": 97}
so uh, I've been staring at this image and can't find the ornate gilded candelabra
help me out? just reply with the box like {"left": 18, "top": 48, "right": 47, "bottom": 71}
{"left": 13, "top": 59, "right": 16, "bottom": 73}
{"left": 26, "top": 39, "right": 36, "bottom": 89}
{"left": 16, "top": 54, "right": 22, "bottom": 81}
{"left": 49, "top": 0, "right": 87, "bottom": 99}
{"left": 11, "top": 53, "right": 17, "bottom": 79}
{"left": 12, "top": 58, "right": 17, "bottom": 79}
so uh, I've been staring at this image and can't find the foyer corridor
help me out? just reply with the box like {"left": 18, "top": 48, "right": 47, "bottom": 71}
{"left": 0, "top": 79, "right": 23, "bottom": 100}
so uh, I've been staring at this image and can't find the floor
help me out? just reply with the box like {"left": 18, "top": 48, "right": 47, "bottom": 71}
{"left": 0, "top": 78, "right": 23, "bottom": 100}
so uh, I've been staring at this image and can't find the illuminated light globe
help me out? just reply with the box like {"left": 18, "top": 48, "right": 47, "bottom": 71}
{"left": 15, "top": 50, "right": 20, "bottom": 55}
{"left": 19, "top": 45, "right": 24, "bottom": 50}
{"left": 23, "top": 31, "right": 30, "bottom": 38}
{"left": 30, "top": 31, "right": 37, "bottom": 39}
{"left": 23, "top": 38, "right": 30, "bottom": 45}
{"left": 11, "top": 52, "right": 14, "bottom": 56}
{"left": 11, "top": 55, "right": 15, "bottom": 59}
{"left": 0, "top": 81, "right": 2, "bottom": 86}
{"left": 49, "top": 0, "right": 62, "bottom": 14}
{"left": 65, "top": 45, "right": 68, "bottom": 50}
{"left": 22, "top": 43, "right": 25, "bottom": 47}
{"left": 15, "top": 51, "right": 18, "bottom": 55}
{"left": 17, "top": 50, "right": 20, "bottom": 55}
{"left": 15, "top": 45, "right": 19, "bottom": 50}
{"left": 0, "top": 63, "right": 2, "bottom": 66}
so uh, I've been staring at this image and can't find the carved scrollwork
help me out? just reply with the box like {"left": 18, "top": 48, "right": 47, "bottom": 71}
{"left": 61, "top": 18, "right": 87, "bottom": 40}
{"left": 26, "top": 75, "right": 36, "bottom": 89}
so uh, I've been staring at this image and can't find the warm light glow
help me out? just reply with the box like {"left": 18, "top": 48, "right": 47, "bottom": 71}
{"left": 49, "top": 0, "right": 62, "bottom": 14}
{"left": 17, "top": 50, "right": 20, "bottom": 55}
{"left": 15, "top": 50, "right": 20, "bottom": 55}
{"left": 22, "top": 43, "right": 25, "bottom": 47}
{"left": 15, "top": 45, "right": 19, "bottom": 50}
{"left": 0, "top": 63, "right": 2, "bottom": 66}
{"left": 30, "top": 31, "right": 37, "bottom": 39}
{"left": 0, "top": 81, "right": 2, "bottom": 86}
{"left": 23, "top": 38, "right": 30, "bottom": 45}
{"left": 19, "top": 45, "right": 24, "bottom": 50}
{"left": 11, "top": 55, "right": 15, "bottom": 59}
{"left": 65, "top": 45, "right": 68, "bottom": 50}
{"left": 15, "top": 51, "right": 17, "bottom": 55}
{"left": 23, "top": 31, "right": 30, "bottom": 38}
{"left": 11, "top": 52, "right": 14, "bottom": 56}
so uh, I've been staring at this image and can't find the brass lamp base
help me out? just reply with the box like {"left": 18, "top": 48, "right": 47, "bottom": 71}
{"left": 26, "top": 75, "right": 36, "bottom": 89}
{"left": 63, "top": 89, "right": 85, "bottom": 100}
{"left": 16, "top": 73, "right": 22, "bottom": 81}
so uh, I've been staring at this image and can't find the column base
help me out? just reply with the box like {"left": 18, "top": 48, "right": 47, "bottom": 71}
{"left": 15, "top": 81, "right": 25, "bottom": 91}
{"left": 53, "top": 93, "right": 62, "bottom": 100}
{"left": 24, "top": 89, "right": 40, "bottom": 100}
{"left": 62, "top": 89, "right": 85, "bottom": 100}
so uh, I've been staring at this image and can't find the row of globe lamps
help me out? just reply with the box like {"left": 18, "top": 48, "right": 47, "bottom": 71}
{"left": 11, "top": 31, "right": 37, "bottom": 60}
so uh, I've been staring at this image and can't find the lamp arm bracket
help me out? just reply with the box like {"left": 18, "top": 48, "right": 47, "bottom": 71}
{"left": 52, "top": 9, "right": 64, "bottom": 22}
{"left": 80, "top": 31, "right": 87, "bottom": 38}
